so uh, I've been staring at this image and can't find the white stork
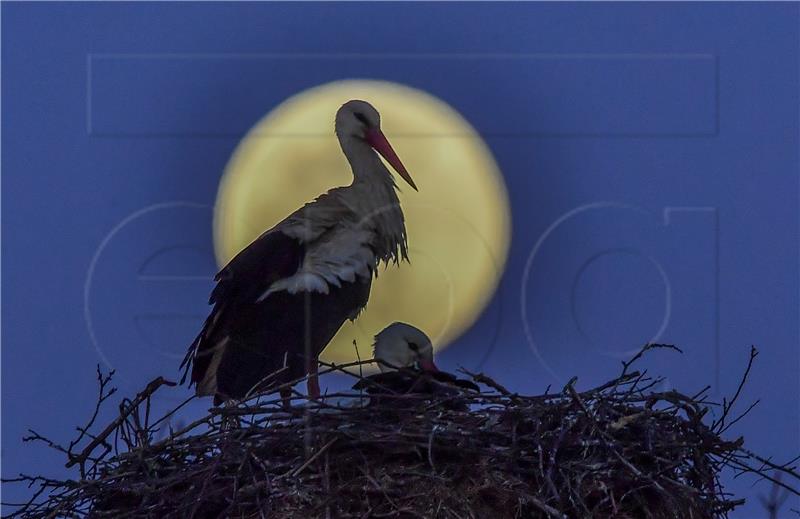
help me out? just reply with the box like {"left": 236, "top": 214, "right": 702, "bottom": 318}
{"left": 352, "top": 322, "right": 479, "bottom": 397}
{"left": 181, "top": 100, "right": 417, "bottom": 405}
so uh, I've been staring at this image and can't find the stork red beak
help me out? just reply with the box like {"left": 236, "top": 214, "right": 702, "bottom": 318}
{"left": 365, "top": 128, "right": 418, "bottom": 191}
{"left": 418, "top": 359, "right": 439, "bottom": 373}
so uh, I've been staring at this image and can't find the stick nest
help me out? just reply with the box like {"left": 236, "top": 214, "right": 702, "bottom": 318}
{"left": 5, "top": 345, "right": 798, "bottom": 518}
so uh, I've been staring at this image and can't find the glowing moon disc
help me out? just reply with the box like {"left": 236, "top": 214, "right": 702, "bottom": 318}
{"left": 215, "top": 80, "right": 510, "bottom": 367}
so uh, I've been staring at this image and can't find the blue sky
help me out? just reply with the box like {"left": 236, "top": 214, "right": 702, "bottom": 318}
{"left": 3, "top": 3, "right": 799, "bottom": 516}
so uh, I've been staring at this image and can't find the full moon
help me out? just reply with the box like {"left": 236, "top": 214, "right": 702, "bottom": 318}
{"left": 214, "top": 80, "right": 510, "bottom": 368}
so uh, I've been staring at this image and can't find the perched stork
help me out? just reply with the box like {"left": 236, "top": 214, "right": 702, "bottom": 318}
{"left": 352, "top": 322, "right": 479, "bottom": 397}
{"left": 181, "top": 100, "right": 417, "bottom": 405}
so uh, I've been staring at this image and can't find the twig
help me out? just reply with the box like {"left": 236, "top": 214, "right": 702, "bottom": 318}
{"left": 65, "top": 376, "right": 175, "bottom": 470}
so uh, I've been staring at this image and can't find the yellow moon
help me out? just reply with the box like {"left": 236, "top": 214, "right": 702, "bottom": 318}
{"left": 214, "top": 80, "right": 510, "bottom": 368}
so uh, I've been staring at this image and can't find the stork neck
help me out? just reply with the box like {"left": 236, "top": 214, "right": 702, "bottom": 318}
{"left": 339, "top": 135, "right": 394, "bottom": 185}
{"left": 336, "top": 133, "right": 409, "bottom": 265}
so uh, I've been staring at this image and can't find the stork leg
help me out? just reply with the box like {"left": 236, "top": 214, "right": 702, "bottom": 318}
{"left": 279, "top": 387, "right": 292, "bottom": 410}
{"left": 306, "top": 358, "right": 320, "bottom": 400}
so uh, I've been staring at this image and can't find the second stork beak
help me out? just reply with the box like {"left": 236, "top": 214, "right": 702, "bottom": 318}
{"left": 365, "top": 128, "right": 418, "bottom": 191}
{"left": 418, "top": 359, "right": 439, "bottom": 373}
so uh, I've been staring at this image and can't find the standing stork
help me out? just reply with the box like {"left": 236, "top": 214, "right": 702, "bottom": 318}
{"left": 181, "top": 100, "right": 417, "bottom": 405}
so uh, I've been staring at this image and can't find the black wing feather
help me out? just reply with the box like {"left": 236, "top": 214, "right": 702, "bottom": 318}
{"left": 352, "top": 369, "right": 479, "bottom": 394}
{"left": 180, "top": 230, "right": 304, "bottom": 386}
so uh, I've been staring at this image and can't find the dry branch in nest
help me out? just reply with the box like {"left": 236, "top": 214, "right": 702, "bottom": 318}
{"left": 3, "top": 345, "right": 799, "bottom": 518}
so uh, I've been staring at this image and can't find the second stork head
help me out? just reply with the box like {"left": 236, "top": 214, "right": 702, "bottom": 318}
{"left": 373, "top": 322, "right": 438, "bottom": 373}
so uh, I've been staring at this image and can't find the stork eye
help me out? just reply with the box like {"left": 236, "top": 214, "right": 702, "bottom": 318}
{"left": 353, "top": 112, "right": 370, "bottom": 126}
{"left": 408, "top": 342, "right": 419, "bottom": 352}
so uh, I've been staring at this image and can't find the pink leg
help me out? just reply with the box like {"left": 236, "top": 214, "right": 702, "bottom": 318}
{"left": 307, "top": 358, "right": 320, "bottom": 399}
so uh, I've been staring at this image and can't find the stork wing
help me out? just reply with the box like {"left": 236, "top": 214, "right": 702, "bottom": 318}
{"left": 211, "top": 190, "right": 353, "bottom": 305}
{"left": 260, "top": 222, "right": 375, "bottom": 298}
{"left": 351, "top": 369, "right": 421, "bottom": 393}
{"left": 431, "top": 371, "right": 480, "bottom": 392}
{"left": 208, "top": 230, "right": 304, "bottom": 306}
{"left": 180, "top": 229, "right": 304, "bottom": 386}
{"left": 352, "top": 369, "right": 480, "bottom": 394}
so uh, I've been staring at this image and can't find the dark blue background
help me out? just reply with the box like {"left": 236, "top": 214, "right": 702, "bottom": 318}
{"left": 3, "top": 3, "right": 798, "bottom": 516}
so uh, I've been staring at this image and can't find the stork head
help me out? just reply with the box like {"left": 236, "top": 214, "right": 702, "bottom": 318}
{"left": 335, "top": 100, "right": 417, "bottom": 191}
{"left": 373, "top": 322, "right": 437, "bottom": 373}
